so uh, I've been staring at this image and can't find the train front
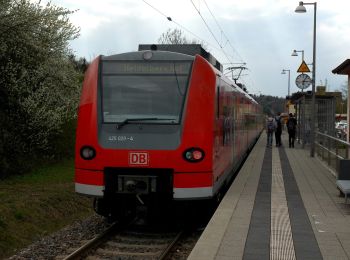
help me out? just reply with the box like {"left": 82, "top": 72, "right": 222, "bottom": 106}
{"left": 75, "top": 50, "right": 216, "bottom": 218}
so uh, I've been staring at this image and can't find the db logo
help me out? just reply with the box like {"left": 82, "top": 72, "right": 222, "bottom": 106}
{"left": 129, "top": 152, "right": 149, "bottom": 166}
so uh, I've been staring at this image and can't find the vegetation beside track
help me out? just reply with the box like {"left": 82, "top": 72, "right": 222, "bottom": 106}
{"left": 0, "top": 159, "right": 93, "bottom": 259}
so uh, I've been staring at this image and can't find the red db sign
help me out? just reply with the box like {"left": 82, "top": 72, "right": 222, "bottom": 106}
{"left": 129, "top": 152, "right": 149, "bottom": 166}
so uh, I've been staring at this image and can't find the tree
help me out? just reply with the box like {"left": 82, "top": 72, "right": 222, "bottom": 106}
{"left": 0, "top": 0, "right": 81, "bottom": 177}
{"left": 158, "top": 28, "right": 207, "bottom": 48}
{"left": 340, "top": 82, "right": 348, "bottom": 101}
{"left": 252, "top": 94, "right": 286, "bottom": 115}
{"left": 334, "top": 82, "right": 348, "bottom": 114}
{"left": 158, "top": 28, "right": 191, "bottom": 44}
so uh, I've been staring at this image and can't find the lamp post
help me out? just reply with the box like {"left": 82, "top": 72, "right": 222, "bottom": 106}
{"left": 281, "top": 69, "right": 291, "bottom": 97}
{"left": 291, "top": 49, "right": 305, "bottom": 61}
{"left": 295, "top": 1, "right": 317, "bottom": 157}
{"left": 292, "top": 49, "right": 313, "bottom": 71}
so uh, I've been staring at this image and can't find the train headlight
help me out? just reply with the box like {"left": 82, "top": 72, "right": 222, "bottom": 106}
{"left": 80, "top": 146, "right": 96, "bottom": 160}
{"left": 183, "top": 148, "right": 205, "bottom": 163}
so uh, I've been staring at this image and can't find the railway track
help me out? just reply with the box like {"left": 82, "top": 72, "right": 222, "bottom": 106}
{"left": 61, "top": 219, "right": 183, "bottom": 260}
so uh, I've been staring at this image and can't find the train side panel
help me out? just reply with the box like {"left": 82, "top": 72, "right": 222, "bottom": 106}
{"left": 75, "top": 57, "right": 104, "bottom": 196}
{"left": 173, "top": 55, "right": 216, "bottom": 198}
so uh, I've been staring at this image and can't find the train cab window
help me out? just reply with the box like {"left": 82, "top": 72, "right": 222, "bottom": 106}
{"left": 101, "top": 61, "right": 192, "bottom": 124}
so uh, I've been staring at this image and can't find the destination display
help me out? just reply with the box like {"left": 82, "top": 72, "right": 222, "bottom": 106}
{"left": 103, "top": 62, "right": 192, "bottom": 75}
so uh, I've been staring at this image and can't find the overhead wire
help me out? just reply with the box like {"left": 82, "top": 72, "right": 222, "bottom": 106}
{"left": 141, "top": 0, "right": 256, "bottom": 92}
{"left": 190, "top": 0, "right": 232, "bottom": 64}
{"left": 141, "top": 0, "right": 222, "bottom": 54}
{"left": 199, "top": 0, "right": 258, "bottom": 93}
{"left": 142, "top": 0, "right": 235, "bottom": 63}
{"left": 141, "top": 0, "right": 169, "bottom": 21}
{"left": 202, "top": 0, "right": 245, "bottom": 64}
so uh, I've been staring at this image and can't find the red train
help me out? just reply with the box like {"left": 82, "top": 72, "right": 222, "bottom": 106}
{"left": 75, "top": 45, "right": 263, "bottom": 219}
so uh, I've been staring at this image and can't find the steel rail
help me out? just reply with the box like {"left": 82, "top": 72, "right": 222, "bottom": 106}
{"left": 63, "top": 218, "right": 137, "bottom": 260}
{"left": 63, "top": 218, "right": 183, "bottom": 260}
{"left": 63, "top": 222, "right": 118, "bottom": 260}
{"left": 158, "top": 230, "right": 184, "bottom": 260}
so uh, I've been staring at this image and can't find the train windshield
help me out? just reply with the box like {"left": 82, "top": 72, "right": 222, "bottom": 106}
{"left": 101, "top": 61, "right": 192, "bottom": 124}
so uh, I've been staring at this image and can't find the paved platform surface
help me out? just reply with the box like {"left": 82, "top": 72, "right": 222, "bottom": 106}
{"left": 188, "top": 133, "right": 350, "bottom": 260}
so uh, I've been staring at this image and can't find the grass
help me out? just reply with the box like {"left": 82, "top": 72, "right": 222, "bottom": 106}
{"left": 0, "top": 159, "right": 94, "bottom": 259}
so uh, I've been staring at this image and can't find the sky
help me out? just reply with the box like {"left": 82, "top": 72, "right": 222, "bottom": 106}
{"left": 44, "top": 0, "right": 350, "bottom": 97}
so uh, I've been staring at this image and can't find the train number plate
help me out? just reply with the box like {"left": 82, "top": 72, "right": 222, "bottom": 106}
{"left": 129, "top": 152, "right": 149, "bottom": 166}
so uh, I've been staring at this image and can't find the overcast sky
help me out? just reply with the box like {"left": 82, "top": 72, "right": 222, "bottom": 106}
{"left": 45, "top": 0, "right": 350, "bottom": 97}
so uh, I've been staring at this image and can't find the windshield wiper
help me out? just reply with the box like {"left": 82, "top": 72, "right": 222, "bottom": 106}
{"left": 116, "top": 117, "right": 175, "bottom": 129}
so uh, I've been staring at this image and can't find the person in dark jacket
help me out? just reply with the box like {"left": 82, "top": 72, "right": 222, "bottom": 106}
{"left": 275, "top": 112, "right": 282, "bottom": 147}
{"left": 286, "top": 113, "right": 297, "bottom": 148}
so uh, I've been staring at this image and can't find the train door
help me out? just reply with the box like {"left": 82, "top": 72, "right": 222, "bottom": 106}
{"left": 223, "top": 87, "right": 234, "bottom": 166}
{"left": 234, "top": 92, "right": 241, "bottom": 164}
{"left": 231, "top": 91, "right": 238, "bottom": 166}
{"left": 213, "top": 77, "right": 222, "bottom": 179}
{"left": 246, "top": 99, "right": 250, "bottom": 147}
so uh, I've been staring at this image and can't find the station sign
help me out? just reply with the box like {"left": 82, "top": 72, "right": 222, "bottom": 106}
{"left": 297, "top": 61, "right": 311, "bottom": 73}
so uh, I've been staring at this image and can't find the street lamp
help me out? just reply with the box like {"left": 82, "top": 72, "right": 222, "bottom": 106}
{"left": 295, "top": 1, "right": 317, "bottom": 157}
{"left": 281, "top": 69, "right": 291, "bottom": 97}
{"left": 292, "top": 49, "right": 312, "bottom": 71}
{"left": 291, "top": 49, "right": 305, "bottom": 61}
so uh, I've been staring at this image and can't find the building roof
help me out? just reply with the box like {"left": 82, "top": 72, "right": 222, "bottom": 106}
{"left": 332, "top": 59, "right": 350, "bottom": 75}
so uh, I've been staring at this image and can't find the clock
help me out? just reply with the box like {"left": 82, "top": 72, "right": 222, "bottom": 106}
{"left": 295, "top": 73, "right": 312, "bottom": 90}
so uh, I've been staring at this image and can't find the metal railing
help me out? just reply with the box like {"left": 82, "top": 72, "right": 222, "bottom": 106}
{"left": 315, "top": 131, "right": 350, "bottom": 175}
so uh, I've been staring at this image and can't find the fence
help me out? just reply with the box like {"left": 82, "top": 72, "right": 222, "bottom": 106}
{"left": 294, "top": 94, "right": 336, "bottom": 147}
{"left": 315, "top": 131, "right": 350, "bottom": 176}
{"left": 291, "top": 92, "right": 348, "bottom": 177}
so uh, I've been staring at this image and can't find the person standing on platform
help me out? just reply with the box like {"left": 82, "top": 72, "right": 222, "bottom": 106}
{"left": 287, "top": 113, "right": 297, "bottom": 148}
{"left": 275, "top": 112, "right": 282, "bottom": 147}
{"left": 266, "top": 115, "right": 276, "bottom": 148}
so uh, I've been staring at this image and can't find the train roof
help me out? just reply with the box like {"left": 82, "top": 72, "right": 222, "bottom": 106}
{"left": 101, "top": 50, "right": 194, "bottom": 62}
{"left": 139, "top": 44, "right": 223, "bottom": 72}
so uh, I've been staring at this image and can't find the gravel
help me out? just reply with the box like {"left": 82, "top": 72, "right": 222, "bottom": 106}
{"left": 8, "top": 214, "right": 111, "bottom": 260}
{"left": 8, "top": 214, "right": 204, "bottom": 260}
{"left": 165, "top": 229, "right": 203, "bottom": 260}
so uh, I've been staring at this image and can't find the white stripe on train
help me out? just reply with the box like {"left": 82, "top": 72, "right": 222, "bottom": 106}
{"left": 75, "top": 183, "right": 213, "bottom": 199}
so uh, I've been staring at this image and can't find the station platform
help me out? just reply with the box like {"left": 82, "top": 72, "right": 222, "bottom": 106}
{"left": 188, "top": 133, "right": 350, "bottom": 260}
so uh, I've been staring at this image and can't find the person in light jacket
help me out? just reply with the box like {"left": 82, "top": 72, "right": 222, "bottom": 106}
{"left": 266, "top": 115, "right": 277, "bottom": 148}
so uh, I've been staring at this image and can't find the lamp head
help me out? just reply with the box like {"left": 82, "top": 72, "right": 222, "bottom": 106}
{"left": 291, "top": 50, "right": 298, "bottom": 56}
{"left": 295, "top": 1, "right": 307, "bottom": 13}
{"left": 281, "top": 70, "right": 286, "bottom": 74}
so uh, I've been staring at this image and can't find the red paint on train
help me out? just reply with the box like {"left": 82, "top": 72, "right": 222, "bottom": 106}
{"left": 75, "top": 48, "right": 263, "bottom": 218}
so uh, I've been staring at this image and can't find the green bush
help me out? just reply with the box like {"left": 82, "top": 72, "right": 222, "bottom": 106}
{"left": 0, "top": 0, "right": 83, "bottom": 177}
